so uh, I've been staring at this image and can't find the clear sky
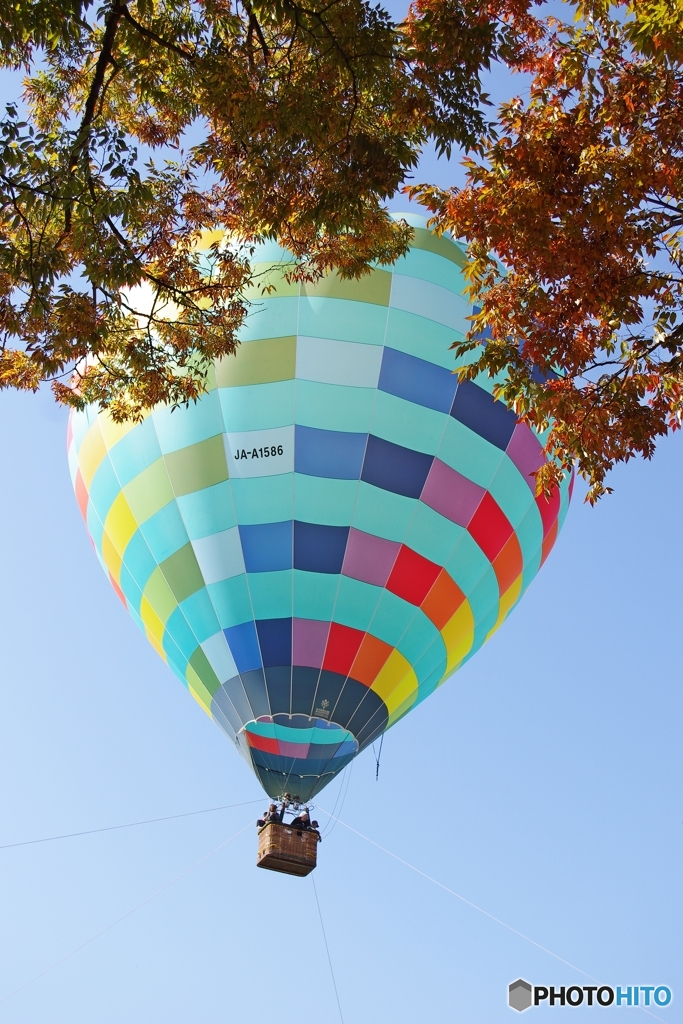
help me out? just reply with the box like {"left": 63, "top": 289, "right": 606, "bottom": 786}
{"left": 0, "top": 24, "right": 681, "bottom": 1024}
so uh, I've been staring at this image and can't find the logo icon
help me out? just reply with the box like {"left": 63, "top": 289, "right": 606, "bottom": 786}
{"left": 509, "top": 980, "right": 533, "bottom": 1012}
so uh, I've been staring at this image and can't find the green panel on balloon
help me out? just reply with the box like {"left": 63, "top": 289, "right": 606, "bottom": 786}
{"left": 68, "top": 215, "right": 573, "bottom": 802}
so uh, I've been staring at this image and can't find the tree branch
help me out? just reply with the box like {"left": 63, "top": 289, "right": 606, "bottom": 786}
{"left": 70, "top": 0, "right": 126, "bottom": 171}
{"left": 121, "top": 8, "right": 196, "bottom": 61}
{"left": 240, "top": 0, "right": 269, "bottom": 64}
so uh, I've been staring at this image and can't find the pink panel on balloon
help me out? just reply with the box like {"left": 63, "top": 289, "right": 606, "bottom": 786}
{"left": 506, "top": 423, "right": 545, "bottom": 492}
{"left": 278, "top": 740, "right": 310, "bottom": 759}
{"left": 342, "top": 528, "right": 400, "bottom": 587}
{"left": 292, "top": 618, "right": 330, "bottom": 669}
{"left": 421, "top": 458, "right": 484, "bottom": 527}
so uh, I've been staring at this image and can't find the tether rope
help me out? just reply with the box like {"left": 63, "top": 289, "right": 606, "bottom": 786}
{"left": 0, "top": 800, "right": 263, "bottom": 852}
{"left": 317, "top": 808, "right": 670, "bottom": 1024}
{"left": 319, "top": 760, "right": 352, "bottom": 839}
{"left": 0, "top": 818, "right": 255, "bottom": 1007}
{"left": 312, "top": 875, "right": 344, "bottom": 1024}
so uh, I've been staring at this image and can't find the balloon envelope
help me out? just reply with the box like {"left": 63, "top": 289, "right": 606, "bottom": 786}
{"left": 68, "top": 215, "right": 572, "bottom": 801}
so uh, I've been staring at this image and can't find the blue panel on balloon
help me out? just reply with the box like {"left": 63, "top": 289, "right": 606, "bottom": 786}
{"left": 293, "top": 521, "right": 349, "bottom": 573}
{"left": 450, "top": 380, "right": 517, "bottom": 450}
{"left": 294, "top": 424, "right": 367, "bottom": 480}
{"left": 361, "top": 434, "right": 433, "bottom": 498}
{"left": 264, "top": 665, "right": 291, "bottom": 714}
{"left": 239, "top": 521, "right": 292, "bottom": 572}
{"left": 240, "top": 668, "right": 271, "bottom": 719}
{"left": 256, "top": 618, "right": 293, "bottom": 667}
{"left": 378, "top": 346, "right": 457, "bottom": 414}
{"left": 223, "top": 620, "right": 263, "bottom": 673}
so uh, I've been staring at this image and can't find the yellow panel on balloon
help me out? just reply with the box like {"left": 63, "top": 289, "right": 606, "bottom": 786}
{"left": 371, "top": 649, "right": 419, "bottom": 718}
{"left": 441, "top": 600, "right": 475, "bottom": 675}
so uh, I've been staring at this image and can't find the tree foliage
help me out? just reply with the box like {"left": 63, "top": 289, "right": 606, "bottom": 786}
{"left": 412, "top": 0, "right": 683, "bottom": 499}
{"left": 6, "top": 0, "right": 680, "bottom": 496}
{"left": 0, "top": 0, "right": 519, "bottom": 417}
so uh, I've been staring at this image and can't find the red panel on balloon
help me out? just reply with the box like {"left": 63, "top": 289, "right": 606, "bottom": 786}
{"left": 536, "top": 485, "right": 560, "bottom": 538}
{"left": 75, "top": 469, "right": 89, "bottom": 520}
{"left": 109, "top": 573, "right": 127, "bottom": 607}
{"left": 246, "top": 732, "right": 280, "bottom": 755}
{"left": 322, "top": 622, "right": 365, "bottom": 677}
{"left": 387, "top": 545, "right": 442, "bottom": 607}
{"left": 468, "top": 492, "right": 514, "bottom": 562}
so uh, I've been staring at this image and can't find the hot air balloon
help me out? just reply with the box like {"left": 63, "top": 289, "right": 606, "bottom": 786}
{"left": 68, "top": 214, "right": 572, "bottom": 824}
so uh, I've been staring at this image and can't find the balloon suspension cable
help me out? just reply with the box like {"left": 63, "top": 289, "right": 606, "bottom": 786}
{"left": 0, "top": 799, "right": 264, "bottom": 852}
{"left": 321, "top": 760, "right": 352, "bottom": 839}
{"left": 311, "top": 875, "right": 345, "bottom": 1024}
{"left": 0, "top": 817, "right": 256, "bottom": 1008}
{"left": 314, "top": 808, "right": 671, "bottom": 1024}
{"left": 372, "top": 734, "right": 384, "bottom": 782}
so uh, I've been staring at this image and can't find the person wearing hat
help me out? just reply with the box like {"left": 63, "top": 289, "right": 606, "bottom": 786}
{"left": 289, "top": 809, "right": 311, "bottom": 830}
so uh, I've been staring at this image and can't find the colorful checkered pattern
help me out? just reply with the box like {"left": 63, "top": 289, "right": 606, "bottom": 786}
{"left": 67, "top": 214, "right": 572, "bottom": 801}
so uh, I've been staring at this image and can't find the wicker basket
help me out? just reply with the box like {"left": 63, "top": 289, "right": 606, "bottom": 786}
{"left": 256, "top": 822, "right": 320, "bottom": 876}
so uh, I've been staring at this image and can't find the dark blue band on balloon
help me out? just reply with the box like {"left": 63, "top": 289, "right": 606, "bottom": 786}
{"left": 293, "top": 522, "right": 349, "bottom": 573}
{"left": 450, "top": 379, "right": 517, "bottom": 450}
{"left": 361, "top": 433, "right": 433, "bottom": 498}
{"left": 256, "top": 617, "right": 292, "bottom": 667}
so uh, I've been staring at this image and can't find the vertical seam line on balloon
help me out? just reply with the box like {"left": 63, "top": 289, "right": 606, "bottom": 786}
{"left": 305, "top": 284, "right": 393, "bottom": 770}
{"left": 145, "top": 411, "right": 243, "bottom": 729}
{"left": 95, "top": 420, "right": 204, "bottom": 691}
{"left": 212, "top": 316, "right": 276, "bottom": 728}
{"left": 323, "top": 262, "right": 466, "bottom": 737}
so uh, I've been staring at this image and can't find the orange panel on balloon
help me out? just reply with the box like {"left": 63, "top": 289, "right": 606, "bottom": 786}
{"left": 350, "top": 633, "right": 393, "bottom": 687}
{"left": 540, "top": 518, "right": 559, "bottom": 566}
{"left": 322, "top": 622, "right": 365, "bottom": 677}
{"left": 420, "top": 569, "right": 466, "bottom": 630}
{"left": 492, "top": 534, "right": 523, "bottom": 595}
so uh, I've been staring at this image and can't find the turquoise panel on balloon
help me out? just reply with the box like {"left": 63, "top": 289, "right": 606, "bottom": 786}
{"left": 68, "top": 215, "right": 573, "bottom": 801}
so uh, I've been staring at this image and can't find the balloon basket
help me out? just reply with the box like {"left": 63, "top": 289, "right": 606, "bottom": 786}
{"left": 256, "top": 822, "right": 319, "bottom": 877}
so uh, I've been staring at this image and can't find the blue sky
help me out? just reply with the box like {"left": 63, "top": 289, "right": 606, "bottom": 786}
{"left": 0, "top": 17, "right": 681, "bottom": 1022}
{"left": 0, "top": 348, "right": 680, "bottom": 1023}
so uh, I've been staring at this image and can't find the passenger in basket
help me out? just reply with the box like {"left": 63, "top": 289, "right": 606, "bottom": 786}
{"left": 289, "top": 809, "right": 311, "bottom": 830}
{"left": 257, "top": 803, "right": 280, "bottom": 827}
{"left": 265, "top": 803, "right": 281, "bottom": 823}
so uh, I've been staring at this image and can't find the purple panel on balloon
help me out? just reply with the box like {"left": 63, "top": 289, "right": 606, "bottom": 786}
{"left": 421, "top": 458, "right": 485, "bottom": 527}
{"left": 292, "top": 617, "right": 330, "bottom": 669}
{"left": 279, "top": 740, "right": 310, "bottom": 758}
{"left": 506, "top": 423, "right": 545, "bottom": 492}
{"left": 342, "top": 528, "right": 401, "bottom": 587}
